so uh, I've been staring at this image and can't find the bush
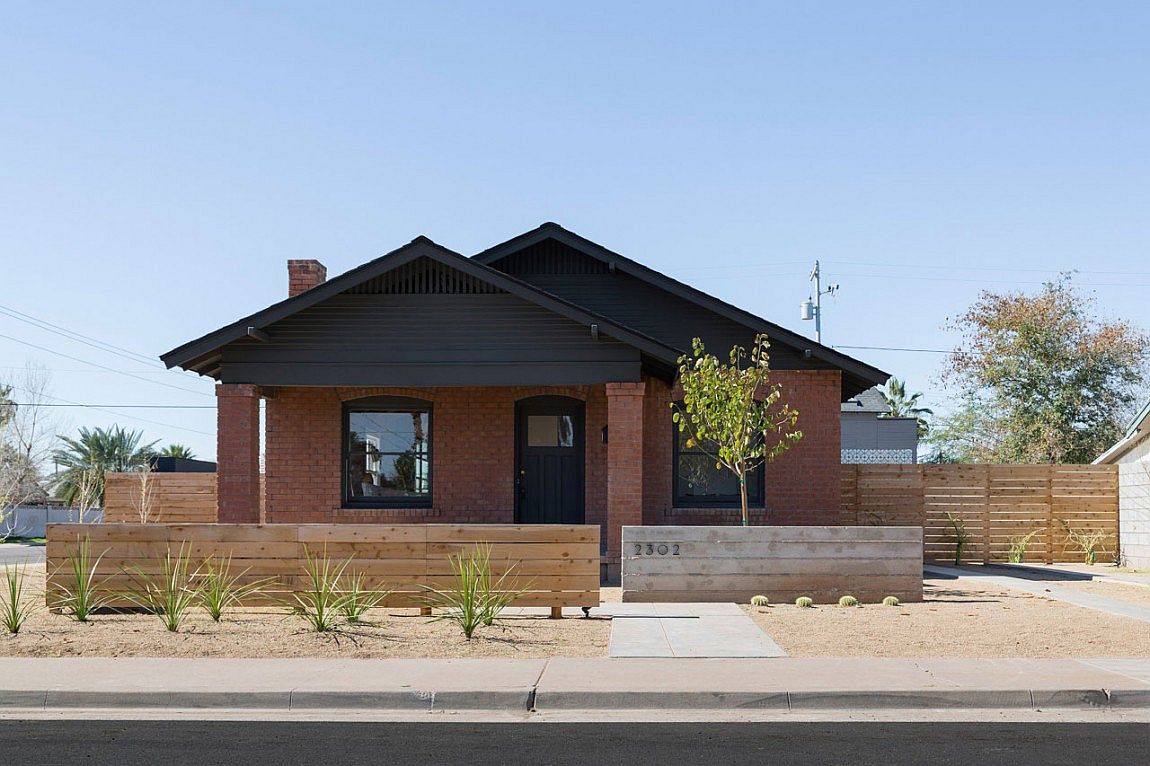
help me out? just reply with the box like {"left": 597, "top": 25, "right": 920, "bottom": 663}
{"left": 1, "top": 565, "right": 38, "bottom": 634}
{"left": 124, "top": 542, "right": 201, "bottom": 632}
{"left": 198, "top": 554, "right": 274, "bottom": 622}
{"left": 795, "top": 596, "right": 814, "bottom": 608}
{"left": 52, "top": 535, "right": 110, "bottom": 621}
{"left": 421, "top": 544, "right": 529, "bottom": 639}
{"left": 750, "top": 595, "right": 769, "bottom": 607}
{"left": 1007, "top": 530, "right": 1041, "bottom": 564}
{"left": 294, "top": 546, "right": 353, "bottom": 632}
{"left": 838, "top": 595, "right": 859, "bottom": 607}
{"left": 882, "top": 596, "right": 900, "bottom": 607}
{"left": 339, "top": 572, "right": 390, "bottom": 624}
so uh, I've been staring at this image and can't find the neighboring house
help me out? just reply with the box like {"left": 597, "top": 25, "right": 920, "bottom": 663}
{"left": 841, "top": 387, "right": 918, "bottom": 464}
{"left": 162, "top": 223, "right": 888, "bottom": 574}
{"left": 1094, "top": 400, "right": 1150, "bottom": 568}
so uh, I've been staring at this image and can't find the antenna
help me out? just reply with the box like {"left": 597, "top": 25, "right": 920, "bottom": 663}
{"left": 799, "top": 260, "right": 840, "bottom": 344}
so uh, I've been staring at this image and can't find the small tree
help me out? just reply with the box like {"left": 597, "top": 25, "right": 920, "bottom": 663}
{"left": 672, "top": 335, "right": 803, "bottom": 526}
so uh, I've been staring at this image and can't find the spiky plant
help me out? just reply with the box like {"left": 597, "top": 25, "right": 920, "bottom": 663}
{"left": 795, "top": 596, "right": 814, "bottom": 608}
{"left": 294, "top": 546, "right": 352, "bottom": 632}
{"left": 124, "top": 542, "right": 201, "bottom": 632}
{"left": 882, "top": 596, "right": 900, "bottom": 607}
{"left": 198, "top": 554, "right": 274, "bottom": 622}
{"left": 339, "top": 572, "right": 391, "bottom": 624}
{"left": 1, "top": 565, "right": 38, "bottom": 634}
{"left": 838, "top": 595, "right": 859, "bottom": 607}
{"left": 750, "top": 595, "right": 769, "bottom": 607}
{"left": 52, "top": 535, "right": 110, "bottom": 621}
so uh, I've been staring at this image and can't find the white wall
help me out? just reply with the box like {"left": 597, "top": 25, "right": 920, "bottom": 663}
{"left": 1118, "top": 462, "right": 1150, "bottom": 568}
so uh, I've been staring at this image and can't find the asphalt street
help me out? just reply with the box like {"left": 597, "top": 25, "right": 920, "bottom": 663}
{"left": 0, "top": 544, "right": 45, "bottom": 567}
{"left": 0, "top": 721, "right": 1145, "bottom": 765}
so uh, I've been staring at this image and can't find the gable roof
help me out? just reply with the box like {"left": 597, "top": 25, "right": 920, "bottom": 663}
{"left": 1094, "top": 397, "right": 1150, "bottom": 464}
{"left": 161, "top": 236, "right": 683, "bottom": 377}
{"left": 473, "top": 222, "right": 890, "bottom": 394}
{"left": 841, "top": 387, "right": 892, "bottom": 414}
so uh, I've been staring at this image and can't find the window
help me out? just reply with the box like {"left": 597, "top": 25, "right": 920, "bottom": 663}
{"left": 673, "top": 419, "right": 764, "bottom": 508}
{"left": 343, "top": 397, "right": 431, "bottom": 508}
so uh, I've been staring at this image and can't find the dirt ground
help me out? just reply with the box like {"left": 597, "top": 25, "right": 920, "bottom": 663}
{"left": 743, "top": 577, "right": 1150, "bottom": 658}
{"left": 1062, "top": 580, "right": 1150, "bottom": 608}
{"left": 0, "top": 565, "right": 609, "bottom": 659}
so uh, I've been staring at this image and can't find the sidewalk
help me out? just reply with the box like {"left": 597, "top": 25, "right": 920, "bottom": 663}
{"left": 2, "top": 657, "right": 1149, "bottom": 714}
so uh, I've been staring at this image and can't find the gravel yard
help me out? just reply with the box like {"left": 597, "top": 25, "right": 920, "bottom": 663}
{"left": 1061, "top": 579, "right": 1150, "bottom": 608}
{"left": 0, "top": 565, "right": 610, "bottom": 659}
{"left": 743, "top": 576, "right": 1150, "bottom": 658}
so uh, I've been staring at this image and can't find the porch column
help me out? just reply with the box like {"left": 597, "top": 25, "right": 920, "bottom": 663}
{"left": 216, "top": 383, "right": 261, "bottom": 523}
{"left": 606, "top": 381, "right": 645, "bottom": 579}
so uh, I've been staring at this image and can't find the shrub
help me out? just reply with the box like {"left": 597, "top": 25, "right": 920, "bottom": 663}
{"left": 421, "top": 544, "right": 528, "bottom": 638}
{"left": 882, "top": 596, "right": 900, "bottom": 607}
{"left": 945, "top": 511, "right": 969, "bottom": 565}
{"left": 52, "top": 535, "right": 110, "bottom": 621}
{"left": 1007, "top": 530, "right": 1042, "bottom": 564}
{"left": 124, "top": 542, "right": 201, "bottom": 632}
{"left": 294, "top": 546, "right": 353, "bottom": 632}
{"left": 1061, "top": 523, "right": 1111, "bottom": 566}
{"left": 838, "top": 595, "right": 859, "bottom": 607}
{"left": 339, "top": 572, "right": 391, "bottom": 624}
{"left": 198, "top": 554, "right": 274, "bottom": 622}
{"left": 795, "top": 596, "right": 814, "bottom": 608}
{"left": 1, "top": 565, "right": 38, "bottom": 634}
{"left": 750, "top": 595, "right": 769, "bottom": 607}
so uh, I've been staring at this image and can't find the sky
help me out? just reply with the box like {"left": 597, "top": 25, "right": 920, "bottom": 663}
{"left": 2, "top": 2, "right": 1149, "bottom": 462}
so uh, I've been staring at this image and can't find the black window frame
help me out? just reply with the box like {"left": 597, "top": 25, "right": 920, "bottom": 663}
{"left": 342, "top": 396, "right": 433, "bottom": 509}
{"left": 671, "top": 410, "right": 765, "bottom": 509}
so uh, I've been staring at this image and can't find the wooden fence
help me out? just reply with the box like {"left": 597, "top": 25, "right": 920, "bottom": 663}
{"left": 103, "top": 473, "right": 217, "bottom": 524}
{"left": 45, "top": 523, "right": 599, "bottom": 612}
{"left": 840, "top": 464, "right": 1119, "bottom": 564}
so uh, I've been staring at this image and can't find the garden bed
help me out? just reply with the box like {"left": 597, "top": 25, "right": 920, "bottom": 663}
{"left": 0, "top": 565, "right": 610, "bottom": 659}
{"left": 743, "top": 576, "right": 1150, "bottom": 658}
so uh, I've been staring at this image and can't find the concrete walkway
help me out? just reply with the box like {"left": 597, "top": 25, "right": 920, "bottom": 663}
{"left": 600, "top": 602, "right": 787, "bottom": 658}
{"left": 925, "top": 563, "right": 1150, "bottom": 624}
{"left": 0, "top": 543, "right": 45, "bottom": 567}
{"left": 2, "top": 657, "right": 1149, "bottom": 713}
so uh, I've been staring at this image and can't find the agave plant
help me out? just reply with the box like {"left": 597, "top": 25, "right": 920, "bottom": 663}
{"left": 52, "top": 535, "right": 110, "bottom": 621}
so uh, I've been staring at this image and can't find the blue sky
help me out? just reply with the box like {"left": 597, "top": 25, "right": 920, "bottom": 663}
{"left": 2, "top": 2, "right": 1149, "bottom": 460}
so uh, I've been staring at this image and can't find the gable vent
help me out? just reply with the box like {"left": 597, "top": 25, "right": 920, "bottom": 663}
{"left": 489, "top": 239, "right": 610, "bottom": 276}
{"left": 345, "top": 257, "right": 506, "bottom": 295}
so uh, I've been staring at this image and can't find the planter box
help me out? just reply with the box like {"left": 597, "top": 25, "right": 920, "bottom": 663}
{"left": 621, "top": 525, "right": 923, "bottom": 603}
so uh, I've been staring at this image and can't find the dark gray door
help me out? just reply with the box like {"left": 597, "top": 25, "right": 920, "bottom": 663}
{"left": 515, "top": 396, "right": 585, "bottom": 524}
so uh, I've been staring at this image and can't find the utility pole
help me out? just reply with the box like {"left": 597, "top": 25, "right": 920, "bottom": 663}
{"left": 800, "top": 260, "right": 839, "bottom": 344}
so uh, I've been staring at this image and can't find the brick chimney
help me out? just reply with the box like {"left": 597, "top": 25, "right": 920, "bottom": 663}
{"left": 287, "top": 259, "right": 326, "bottom": 297}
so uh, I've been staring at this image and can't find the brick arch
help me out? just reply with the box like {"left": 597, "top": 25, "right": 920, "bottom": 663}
{"left": 509, "top": 385, "right": 591, "bottom": 402}
{"left": 336, "top": 387, "right": 441, "bottom": 402}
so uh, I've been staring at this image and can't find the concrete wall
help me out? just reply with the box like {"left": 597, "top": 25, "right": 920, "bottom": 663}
{"left": 1119, "top": 462, "right": 1150, "bottom": 568}
{"left": 621, "top": 525, "right": 923, "bottom": 603}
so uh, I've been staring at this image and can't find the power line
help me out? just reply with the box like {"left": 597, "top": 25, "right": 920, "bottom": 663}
{"left": 0, "top": 302, "right": 171, "bottom": 369}
{"left": 5, "top": 385, "right": 213, "bottom": 436}
{"left": 7, "top": 403, "right": 214, "bottom": 409}
{"left": 0, "top": 333, "right": 212, "bottom": 398}
{"left": 834, "top": 344, "right": 975, "bottom": 355}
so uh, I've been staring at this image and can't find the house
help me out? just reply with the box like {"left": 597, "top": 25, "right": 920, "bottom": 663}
{"left": 1094, "top": 399, "right": 1150, "bottom": 568}
{"left": 161, "top": 223, "right": 889, "bottom": 577}
{"left": 841, "top": 387, "right": 919, "bottom": 464}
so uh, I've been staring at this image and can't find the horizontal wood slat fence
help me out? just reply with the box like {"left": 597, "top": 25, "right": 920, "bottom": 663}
{"left": 46, "top": 523, "right": 599, "bottom": 609}
{"left": 840, "top": 464, "right": 1119, "bottom": 564}
{"left": 103, "top": 473, "right": 217, "bottom": 524}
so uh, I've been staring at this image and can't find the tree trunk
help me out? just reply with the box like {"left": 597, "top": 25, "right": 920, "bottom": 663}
{"left": 739, "top": 475, "right": 749, "bottom": 527}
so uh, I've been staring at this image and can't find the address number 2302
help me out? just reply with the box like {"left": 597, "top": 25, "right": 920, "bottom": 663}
{"left": 632, "top": 543, "right": 680, "bottom": 556}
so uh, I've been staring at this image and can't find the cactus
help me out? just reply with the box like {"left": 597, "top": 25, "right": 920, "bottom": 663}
{"left": 882, "top": 596, "right": 900, "bottom": 607}
{"left": 750, "top": 595, "right": 769, "bottom": 607}
{"left": 795, "top": 596, "right": 814, "bottom": 608}
{"left": 838, "top": 595, "right": 859, "bottom": 607}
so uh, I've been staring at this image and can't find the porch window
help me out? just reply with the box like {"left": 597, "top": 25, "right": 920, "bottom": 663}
{"left": 343, "top": 397, "right": 431, "bottom": 508}
{"left": 672, "top": 421, "right": 764, "bottom": 508}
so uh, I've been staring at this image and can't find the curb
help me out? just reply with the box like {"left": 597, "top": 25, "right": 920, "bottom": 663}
{"left": 4, "top": 687, "right": 1150, "bottom": 712}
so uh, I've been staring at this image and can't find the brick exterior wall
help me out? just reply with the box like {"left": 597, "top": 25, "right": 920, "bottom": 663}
{"left": 255, "top": 371, "right": 842, "bottom": 535}
{"left": 643, "top": 369, "right": 843, "bottom": 526}
{"left": 263, "top": 385, "right": 608, "bottom": 528}
{"left": 216, "top": 383, "right": 261, "bottom": 523}
{"left": 287, "top": 259, "right": 327, "bottom": 297}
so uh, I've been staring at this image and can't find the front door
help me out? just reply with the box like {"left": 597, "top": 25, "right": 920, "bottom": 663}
{"left": 515, "top": 396, "right": 585, "bottom": 524}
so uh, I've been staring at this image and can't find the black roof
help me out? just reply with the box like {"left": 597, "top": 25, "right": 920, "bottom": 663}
{"left": 162, "top": 224, "right": 889, "bottom": 395}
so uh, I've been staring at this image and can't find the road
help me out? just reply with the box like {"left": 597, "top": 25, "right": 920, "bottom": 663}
{"left": 0, "top": 721, "right": 1144, "bottom": 765}
{"left": 0, "top": 544, "right": 44, "bottom": 567}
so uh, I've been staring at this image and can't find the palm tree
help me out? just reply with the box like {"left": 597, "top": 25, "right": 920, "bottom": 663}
{"left": 51, "top": 426, "right": 158, "bottom": 505}
{"left": 880, "top": 378, "right": 933, "bottom": 438}
{"left": 159, "top": 444, "right": 196, "bottom": 459}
